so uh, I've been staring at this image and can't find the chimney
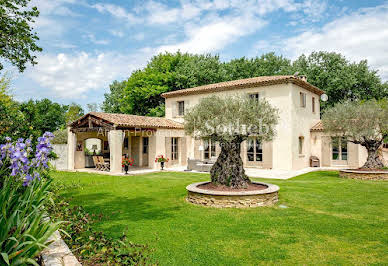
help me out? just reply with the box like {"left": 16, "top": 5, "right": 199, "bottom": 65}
{"left": 299, "top": 75, "right": 307, "bottom": 82}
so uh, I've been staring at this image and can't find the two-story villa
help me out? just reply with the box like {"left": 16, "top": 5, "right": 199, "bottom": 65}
{"left": 67, "top": 75, "right": 373, "bottom": 173}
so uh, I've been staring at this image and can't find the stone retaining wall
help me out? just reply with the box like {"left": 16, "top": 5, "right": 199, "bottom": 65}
{"left": 186, "top": 182, "right": 279, "bottom": 208}
{"left": 339, "top": 170, "right": 388, "bottom": 181}
{"left": 41, "top": 231, "right": 81, "bottom": 266}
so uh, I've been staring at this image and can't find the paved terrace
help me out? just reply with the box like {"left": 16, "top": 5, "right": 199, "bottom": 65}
{"left": 67, "top": 166, "right": 348, "bottom": 179}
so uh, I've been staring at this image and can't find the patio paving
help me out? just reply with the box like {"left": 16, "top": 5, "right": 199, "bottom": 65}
{"left": 68, "top": 166, "right": 348, "bottom": 179}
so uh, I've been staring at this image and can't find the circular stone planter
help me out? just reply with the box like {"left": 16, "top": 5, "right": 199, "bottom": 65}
{"left": 339, "top": 169, "right": 388, "bottom": 181}
{"left": 186, "top": 181, "right": 279, "bottom": 208}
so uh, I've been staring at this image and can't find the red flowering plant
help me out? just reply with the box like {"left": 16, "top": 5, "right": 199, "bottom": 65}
{"left": 122, "top": 157, "right": 134, "bottom": 167}
{"left": 155, "top": 155, "right": 169, "bottom": 163}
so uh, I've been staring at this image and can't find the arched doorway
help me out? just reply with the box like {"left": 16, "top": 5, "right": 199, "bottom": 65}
{"left": 84, "top": 138, "right": 102, "bottom": 168}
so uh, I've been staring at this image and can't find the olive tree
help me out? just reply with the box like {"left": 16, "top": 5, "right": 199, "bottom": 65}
{"left": 184, "top": 95, "right": 279, "bottom": 188}
{"left": 322, "top": 100, "right": 388, "bottom": 169}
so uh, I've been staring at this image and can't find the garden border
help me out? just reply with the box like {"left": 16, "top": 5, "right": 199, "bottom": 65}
{"left": 339, "top": 169, "right": 388, "bottom": 181}
{"left": 186, "top": 181, "right": 279, "bottom": 208}
{"left": 41, "top": 230, "right": 81, "bottom": 266}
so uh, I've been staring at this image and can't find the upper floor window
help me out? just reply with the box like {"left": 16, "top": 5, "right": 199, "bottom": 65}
{"left": 312, "top": 97, "right": 316, "bottom": 113}
{"left": 299, "top": 136, "right": 304, "bottom": 155}
{"left": 300, "top": 92, "right": 306, "bottom": 108}
{"left": 178, "top": 101, "right": 185, "bottom": 116}
{"left": 249, "top": 93, "right": 260, "bottom": 101}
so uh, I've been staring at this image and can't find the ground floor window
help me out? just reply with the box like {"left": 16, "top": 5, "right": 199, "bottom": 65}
{"left": 332, "top": 137, "right": 348, "bottom": 160}
{"left": 143, "top": 137, "right": 149, "bottom": 154}
{"left": 299, "top": 136, "right": 304, "bottom": 155}
{"left": 247, "top": 138, "right": 263, "bottom": 162}
{"left": 171, "top": 137, "right": 178, "bottom": 160}
{"left": 204, "top": 139, "right": 216, "bottom": 159}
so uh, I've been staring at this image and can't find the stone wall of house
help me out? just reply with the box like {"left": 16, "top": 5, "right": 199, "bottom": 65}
{"left": 52, "top": 144, "right": 68, "bottom": 170}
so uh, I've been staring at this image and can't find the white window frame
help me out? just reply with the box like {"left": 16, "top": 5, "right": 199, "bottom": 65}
{"left": 204, "top": 139, "right": 216, "bottom": 159}
{"left": 247, "top": 137, "right": 263, "bottom": 162}
{"left": 171, "top": 137, "right": 179, "bottom": 161}
{"left": 332, "top": 137, "right": 348, "bottom": 161}
{"left": 178, "top": 101, "right": 185, "bottom": 116}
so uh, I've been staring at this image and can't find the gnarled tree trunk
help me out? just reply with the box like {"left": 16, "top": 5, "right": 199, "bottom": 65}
{"left": 210, "top": 138, "right": 250, "bottom": 188}
{"left": 362, "top": 141, "right": 384, "bottom": 169}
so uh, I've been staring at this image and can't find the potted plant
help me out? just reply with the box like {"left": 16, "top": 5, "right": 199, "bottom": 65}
{"left": 122, "top": 157, "right": 134, "bottom": 174}
{"left": 155, "top": 155, "right": 169, "bottom": 170}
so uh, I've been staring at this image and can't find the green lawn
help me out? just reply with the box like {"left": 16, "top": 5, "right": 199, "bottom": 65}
{"left": 52, "top": 171, "right": 388, "bottom": 265}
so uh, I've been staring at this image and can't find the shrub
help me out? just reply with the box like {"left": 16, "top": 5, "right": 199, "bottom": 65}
{"left": 47, "top": 181, "right": 153, "bottom": 265}
{"left": 0, "top": 133, "right": 60, "bottom": 265}
{"left": 51, "top": 129, "right": 67, "bottom": 144}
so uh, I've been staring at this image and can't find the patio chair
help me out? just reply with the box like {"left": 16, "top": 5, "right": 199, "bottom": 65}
{"left": 92, "top": 156, "right": 101, "bottom": 170}
{"left": 98, "top": 156, "right": 110, "bottom": 171}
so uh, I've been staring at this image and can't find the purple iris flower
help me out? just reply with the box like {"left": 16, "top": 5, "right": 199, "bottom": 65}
{"left": 1, "top": 132, "right": 54, "bottom": 186}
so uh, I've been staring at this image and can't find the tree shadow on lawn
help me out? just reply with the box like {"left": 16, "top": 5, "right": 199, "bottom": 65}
{"left": 61, "top": 191, "right": 182, "bottom": 225}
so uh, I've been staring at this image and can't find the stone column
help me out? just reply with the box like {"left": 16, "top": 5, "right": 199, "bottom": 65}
{"left": 67, "top": 127, "right": 76, "bottom": 170}
{"left": 108, "top": 130, "right": 123, "bottom": 174}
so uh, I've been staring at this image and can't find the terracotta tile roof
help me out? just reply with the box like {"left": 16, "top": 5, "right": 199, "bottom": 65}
{"left": 72, "top": 112, "right": 184, "bottom": 129}
{"left": 311, "top": 121, "right": 324, "bottom": 132}
{"left": 161, "top": 75, "right": 324, "bottom": 98}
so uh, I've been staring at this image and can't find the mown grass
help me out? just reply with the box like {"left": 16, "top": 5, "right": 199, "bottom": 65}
{"left": 52, "top": 170, "right": 388, "bottom": 265}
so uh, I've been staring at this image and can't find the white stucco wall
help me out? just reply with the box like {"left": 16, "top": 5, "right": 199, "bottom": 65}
{"left": 290, "top": 84, "right": 321, "bottom": 170}
{"left": 52, "top": 144, "right": 68, "bottom": 170}
{"left": 165, "top": 83, "right": 321, "bottom": 170}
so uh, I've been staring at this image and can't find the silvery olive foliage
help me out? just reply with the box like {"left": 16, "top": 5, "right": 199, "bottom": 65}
{"left": 184, "top": 95, "right": 279, "bottom": 143}
{"left": 322, "top": 99, "right": 388, "bottom": 168}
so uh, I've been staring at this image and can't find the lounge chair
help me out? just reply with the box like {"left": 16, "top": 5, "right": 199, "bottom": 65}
{"left": 98, "top": 156, "right": 110, "bottom": 171}
{"left": 92, "top": 156, "right": 101, "bottom": 170}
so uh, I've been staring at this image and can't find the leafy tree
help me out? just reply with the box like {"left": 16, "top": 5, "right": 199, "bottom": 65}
{"left": 65, "top": 102, "right": 84, "bottom": 124}
{"left": 0, "top": 75, "right": 24, "bottom": 141}
{"left": 0, "top": 0, "right": 42, "bottom": 72}
{"left": 104, "top": 51, "right": 388, "bottom": 117}
{"left": 292, "top": 51, "right": 388, "bottom": 110}
{"left": 184, "top": 95, "right": 279, "bottom": 188}
{"left": 223, "top": 53, "right": 292, "bottom": 80}
{"left": 19, "top": 99, "right": 68, "bottom": 139}
{"left": 172, "top": 53, "right": 224, "bottom": 89}
{"left": 87, "top": 103, "right": 99, "bottom": 112}
{"left": 102, "top": 80, "right": 126, "bottom": 113}
{"left": 322, "top": 100, "right": 388, "bottom": 169}
{"left": 52, "top": 129, "right": 67, "bottom": 144}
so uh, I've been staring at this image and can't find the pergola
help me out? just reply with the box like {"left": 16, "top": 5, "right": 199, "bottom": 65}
{"left": 67, "top": 112, "right": 185, "bottom": 173}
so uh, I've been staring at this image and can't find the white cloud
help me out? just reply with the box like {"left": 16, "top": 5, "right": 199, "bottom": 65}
{"left": 133, "top": 33, "right": 145, "bottom": 41}
{"left": 84, "top": 33, "right": 110, "bottom": 45}
{"left": 282, "top": 4, "right": 388, "bottom": 80}
{"left": 110, "top": 30, "right": 125, "bottom": 38}
{"left": 26, "top": 51, "right": 149, "bottom": 99}
{"left": 145, "top": 1, "right": 180, "bottom": 24}
{"left": 157, "top": 14, "right": 266, "bottom": 53}
{"left": 91, "top": 3, "right": 141, "bottom": 24}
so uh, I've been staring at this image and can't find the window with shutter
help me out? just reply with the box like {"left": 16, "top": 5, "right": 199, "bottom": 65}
{"left": 300, "top": 92, "right": 306, "bottom": 107}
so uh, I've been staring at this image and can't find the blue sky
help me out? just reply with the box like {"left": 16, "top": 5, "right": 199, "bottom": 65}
{"left": 6, "top": 0, "right": 388, "bottom": 109}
